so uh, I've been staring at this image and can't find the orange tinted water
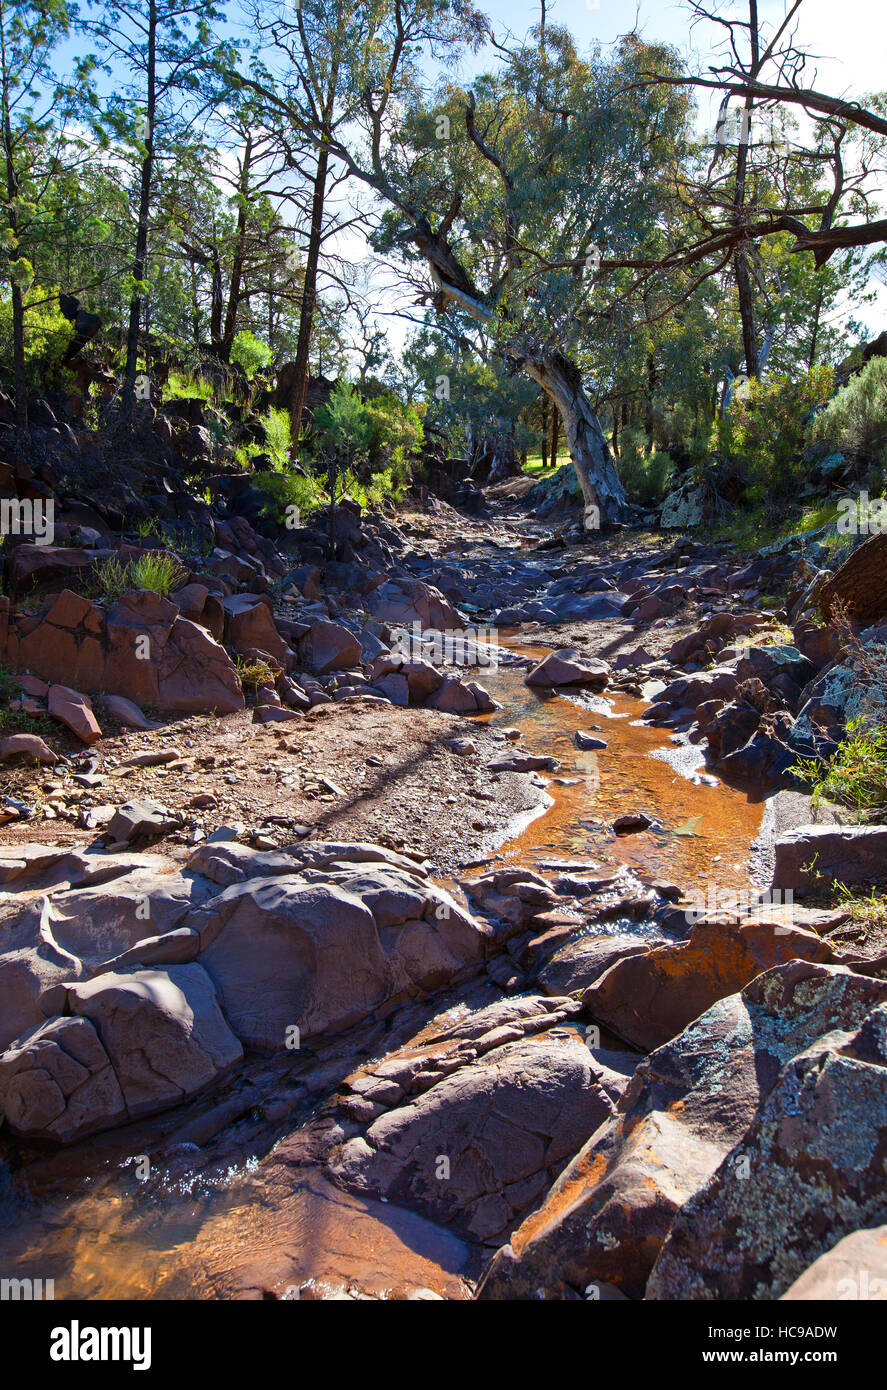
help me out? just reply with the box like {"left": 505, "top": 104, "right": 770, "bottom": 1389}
{"left": 0, "top": 1164, "right": 472, "bottom": 1300}
{"left": 476, "top": 648, "right": 764, "bottom": 891}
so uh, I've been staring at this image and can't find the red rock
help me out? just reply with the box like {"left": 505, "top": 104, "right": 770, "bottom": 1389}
{"left": 252, "top": 705, "right": 303, "bottom": 724}
{"left": 10, "top": 545, "right": 107, "bottom": 595}
{"left": 582, "top": 913, "right": 840, "bottom": 1051}
{"left": 428, "top": 676, "right": 478, "bottom": 713}
{"left": 772, "top": 823, "right": 887, "bottom": 894}
{"left": 310, "top": 619, "right": 362, "bottom": 674}
{"left": 479, "top": 961, "right": 887, "bottom": 1301}
{"left": 47, "top": 685, "right": 102, "bottom": 744}
{"left": 0, "top": 733, "right": 59, "bottom": 765}
{"left": 103, "top": 694, "right": 154, "bottom": 730}
{"left": 525, "top": 650, "right": 610, "bottom": 687}
{"left": 224, "top": 594, "right": 288, "bottom": 664}
{"left": 781, "top": 1227, "right": 887, "bottom": 1301}
{"left": 16, "top": 673, "right": 48, "bottom": 697}
{"left": 649, "top": 970, "right": 887, "bottom": 1299}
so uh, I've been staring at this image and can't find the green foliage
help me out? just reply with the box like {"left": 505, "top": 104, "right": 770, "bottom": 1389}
{"left": 94, "top": 551, "right": 186, "bottom": 601}
{"left": 811, "top": 357, "right": 887, "bottom": 457}
{"left": 794, "top": 717, "right": 887, "bottom": 819}
{"left": 0, "top": 286, "right": 73, "bottom": 392}
{"left": 312, "top": 382, "right": 421, "bottom": 498}
{"left": 262, "top": 406, "right": 292, "bottom": 469}
{"left": 166, "top": 370, "right": 217, "bottom": 403}
{"left": 313, "top": 381, "right": 373, "bottom": 462}
{"left": 130, "top": 552, "right": 187, "bottom": 595}
{"left": 234, "top": 406, "right": 291, "bottom": 473}
{"left": 235, "top": 654, "right": 276, "bottom": 693}
{"left": 615, "top": 427, "right": 674, "bottom": 505}
{"left": 364, "top": 391, "right": 424, "bottom": 480}
{"left": 715, "top": 365, "right": 834, "bottom": 496}
{"left": 252, "top": 469, "right": 326, "bottom": 523}
{"left": 230, "top": 330, "right": 272, "bottom": 379}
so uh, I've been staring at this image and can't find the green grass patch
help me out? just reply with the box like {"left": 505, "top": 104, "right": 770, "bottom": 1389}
{"left": 523, "top": 452, "right": 563, "bottom": 477}
{"left": 166, "top": 370, "right": 218, "bottom": 403}
{"left": 235, "top": 655, "right": 277, "bottom": 694}
{"left": 93, "top": 552, "right": 187, "bottom": 602}
{"left": 793, "top": 716, "right": 887, "bottom": 819}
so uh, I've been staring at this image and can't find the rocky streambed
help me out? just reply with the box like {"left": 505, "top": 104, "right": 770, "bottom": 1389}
{"left": 1, "top": 508, "right": 886, "bottom": 1301}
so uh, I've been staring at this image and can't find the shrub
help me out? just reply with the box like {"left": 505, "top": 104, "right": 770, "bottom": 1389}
{"left": 715, "top": 365, "right": 834, "bottom": 496}
{"left": 364, "top": 391, "right": 424, "bottom": 493}
{"left": 810, "top": 357, "right": 887, "bottom": 457}
{"left": 794, "top": 716, "right": 887, "bottom": 818}
{"left": 313, "top": 381, "right": 423, "bottom": 501}
{"left": 230, "top": 330, "right": 273, "bottom": 380}
{"left": 262, "top": 406, "right": 292, "bottom": 469}
{"left": 0, "top": 286, "right": 74, "bottom": 394}
{"left": 252, "top": 468, "right": 326, "bottom": 524}
{"left": 615, "top": 426, "right": 674, "bottom": 505}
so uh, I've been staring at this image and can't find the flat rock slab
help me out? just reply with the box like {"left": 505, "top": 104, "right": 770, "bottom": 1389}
{"left": 772, "top": 823, "right": 887, "bottom": 893}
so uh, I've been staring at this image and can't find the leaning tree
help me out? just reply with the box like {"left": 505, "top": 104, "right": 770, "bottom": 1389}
{"left": 241, "top": 3, "right": 692, "bottom": 522}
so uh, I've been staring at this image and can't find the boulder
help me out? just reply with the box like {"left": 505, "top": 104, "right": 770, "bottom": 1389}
{"left": 656, "top": 666, "right": 740, "bottom": 710}
{"left": 429, "top": 676, "right": 479, "bottom": 714}
{"left": 488, "top": 754, "right": 559, "bottom": 773}
{"left": 103, "top": 694, "right": 154, "bottom": 730}
{"left": 583, "top": 913, "right": 839, "bottom": 1051}
{"left": 525, "top": 650, "right": 610, "bottom": 688}
{"left": 820, "top": 530, "right": 887, "bottom": 626}
{"left": 667, "top": 613, "right": 766, "bottom": 665}
{"left": 47, "top": 685, "right": 102, "bottom": 745}
{"left": 0, "top": 733, "right": 59, "bottom": 765}
{"left": 781, "top": 1227, "right": 887, "bottom": 1301}
{"left": 331, "top": 1028, "right": 628, "bottom": 1245}
{"left": 310, "top": 618, "right": 362, "bottom": 674}
{"left": 223, "top": 594, "right": 288, "bottom": 665}
{"left": 0, "top": 1015, "right": 127, "bottom": 1143}
{"left": 7, "top": 588, "right": 244, "bottom": 715}
{"left": 367, "top": 577, "right": 463, "bottom": 631}
{"left": 574, "top": 733, "right": 607, "bottom": 750}
{"left": 373, "top": 673, "right": 410, "bottom": 706}
{"left": 192, "top": 865, "right": 488, "bottom": 1050}
{"left": 0, "top": 964, "right": 241, "bottom": 1143}
{"left": 402, "top": 659, "right": 444, "bottom": 701}
{"left": 648, "top": 984, "right": 887, "bottom": 1299}
{"left": 10, "top": 544, "right": 104, "bottom": 596}
{"left": 105, "top": 799, "right": 183, "bottom": 844}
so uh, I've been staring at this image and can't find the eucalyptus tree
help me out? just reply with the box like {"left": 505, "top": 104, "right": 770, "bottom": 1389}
{"left": 0, "top": 0, "right": 92, "bottom": 423}
{"left": 84, "top": 0, "right": 237, "bottom": 417}
{"left": 241, "top": 0, "right": 409, "bottom": 448}
{"left": 243, "top": 5, "right": 691, "bottom": 520}
{"left": 630, "top": 0, "right": 887, "bottom": 358}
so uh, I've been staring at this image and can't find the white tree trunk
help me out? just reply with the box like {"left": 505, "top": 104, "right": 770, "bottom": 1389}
{"left": 525, "top": 355, "right": 629, "bottom": 523}
{"left": 429, "top": 269, "right": 629, "bottom": 523}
